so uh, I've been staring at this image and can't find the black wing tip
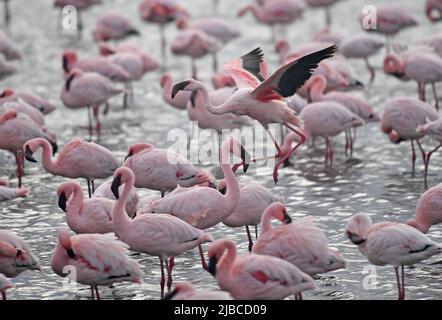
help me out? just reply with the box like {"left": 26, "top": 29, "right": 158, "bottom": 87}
{"left": 242, "top": 47, "right": 264, "bottom": 60}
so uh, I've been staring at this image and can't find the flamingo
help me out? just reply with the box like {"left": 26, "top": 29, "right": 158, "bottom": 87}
{"left": 92, "top": 11, "right": 140, "bottom": 42}
{"left": 212, "top": 71, "right": 236, "bottom": 89}
{"left": 51, "top": 227, "right": 143, "bottom": 300}
{"left": 220, "top": 179, "right": 280, "bottom": 252}
{"left": 110, "top": 167, "right": 213, "bottom": 298}
{"left": 0, "top": 229, "right": 41, "bottom": 277}
{"left": 420, "top": 33, "right": 442, "bottom": 58}
{"left": 426, "top": 0, "right": 442, "bottom": 22}
{"left": 303, "top": 0, "right": 340, "bottom": 26}
{"left": 0, "top": 31, "right": 21, "bottom": 60}
{"left": 383, "top": 50, "right": 442, "bottom": 110}
{"left": 163, "top": 282, "right": 233, "bottom": 300}
{"left": 94, "top": 179, "right": 139, "bottom": 218}
{"left": 23, "top": 137, "right": 120, "bottom": 197}
{"left": 380, "top": 97, "right": 439, "bottom": 173}
{"left": 253, "top": 202, "right": 345, "bottom": 298}
{"left": 160, "top": 73, "right": 191, "bottom": 110}
{"left": 207, "top": 239, "right": 317, "bottom": 300}
{"left": 345, "top": 212, "right": 442, "bottom": 300}
{"left": 0, "top": 109, "right": 57, "bottom": 187}
{"left": 171, "top": 29, "right": 222, "bottom": 79}
{"left": 60, "top": 69, "right": 125, "bottom": 139}
{"left": 0, "top": 101, "right": 46, "bottom": 127}
{"left": 0, "top": 273, "right": 12, "bottom": 300}
{"left": 172, "top": 45, "right": 337, "bottom": 183}
{"left": 0, "top": 180, "right": 27, "bottom": 202}
{"left": 299, "top": 101, "right": 364, "bottom": 165}
{"left": 0, "top": 88, "right": 56, "bottom": 115}
{"left": 416, "top": 118, "right": 442, "bottom": 187}
{"left": 123, "top": 142, "right": 214, "bottom": 197}
{"left": 340, "top": 35, "right": 384, "bottom": 82}
{"left": 407, "top": 183, "right": 442, "bottom": 233}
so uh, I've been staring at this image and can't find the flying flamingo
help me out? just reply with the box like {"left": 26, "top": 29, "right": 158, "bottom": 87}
{"left": 383, "top": 50, "right": 442, "bottom": 110}
{"left": 94, "top": 179, "right": 139, "bottom": 218}
{"left": 60, "top": 69, "right": 125, "bottom": 139}
{"left": 0, "top": 109, "right": 57, "bottom": 187}
{"left": 0, "top": 229, "right": 41, "bottom": 277}
{"left": 345, "top": 212, "right": 442, "bottom": 300}
{"left": 57, "top": 181, "right": 115, "bottom": 234}
{"left": 51, "top": 227, "right": 143, "bottom": 300}
{"left": 340, "top": 35, "right": 384, "bottom": 82}
{"left": 416, "top": 118, "right": 442, "bottom": 187}
{"left": 220, "top": 179, "right": 280, "bottom": 252}
{"left": 0, "top": 180, "right": 27, "bottom": 202}
{"left": 303, "top": 0, "right": 340, "bottom": 26}
{"left": 172, "top": 45, "right": 337, "bottom": 182}
{"left": 123, "top": 142, "right": 214, "bottom": 197}
{"left": 380, "top": 97, "right": 439, "bottom": 173}
{"left": 0, "top": 273, "right": 12, "bottom": 300}
{"left": 407, "top": 183, "right": 442, "bottom": 233}
{"left": 0, "top": 31, "right": 22, "bottom": 60}
{"left": 426, "top": 0, "right": 442, "bottom": 22}
{"left": 110, "top": 167, "right": 213, "bottom": 298}
{"left": 163, "top": 282, "right": 233, "bottom": 300}
{"left": 92, "top": 11, "right": 140, "bottom": 42}
{"left": 0, "top": 88, "right": 56, "bottom": 115}
{"left": 207, "top": 239, "right": 317, "bottom": 300}
{"left": 253, "top": 202, "right": 346, "bottom": 299}
{"left": 299, "top": 101, "right": 364, "bottom": 165}
{"left": 138, "top": 0, "right": 188, "bottom": 63}
{"left": 23, "top": 137, "right": 120, "bottom": 197}
{"left": 171, "top": 29, "right": 222, "bottom": 79}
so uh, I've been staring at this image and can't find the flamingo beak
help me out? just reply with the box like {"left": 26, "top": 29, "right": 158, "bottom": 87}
{"left": 171, "top": 81, "right": 189, "bottom": 98}
{"left": 283, "top": 210, "right": 292, "bottom": 224}
{"left": 240, "top": 146, "right": 251, "bottom": 173}
{"left": 208, "top": 256, "right": 217, "bottom": 277}
{"left": 58, "top": 192, "right": 67, "bottom": 213}
{"left": 66, "top": 248, "right": 75, "bottom": 259}
{"left": 124, "top": 151, "right": 133, "bottom": 162}
{"left": 189, "top": 89, "right": 198, "bottom": 108}
{"left": 51, "top": 141, "right": 58, "bottom": 155}
{"left": 207, "top": 181, "right": 217, "bottom": 189}
{"left": 111, "top": 175, "right": 122, "bottom": 199}
{"left": 24, "top": 146, "right": 37, "bottom": 163}
{"left": 347, "top": 232, "right": 366, "bottom": 245}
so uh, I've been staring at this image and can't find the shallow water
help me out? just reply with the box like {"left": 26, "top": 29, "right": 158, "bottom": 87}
{"left": 1, "top": 0, "right": 442, "bottom": 300}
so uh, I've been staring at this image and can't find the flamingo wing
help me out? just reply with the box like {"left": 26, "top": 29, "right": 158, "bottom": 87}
{"left": 251, "top": 45, "right": 338, "bottom": 101}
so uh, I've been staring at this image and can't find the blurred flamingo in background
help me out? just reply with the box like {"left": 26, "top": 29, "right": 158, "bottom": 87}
{"left": 0, "top": 179, "right": 27, "bottom": 202}
{"left": 0, "top": 31, "right": 21, "bottom": 60}
{"left": 54, "top": 0, "right": 102, "bottom": 36}
{"left": 92, "top": 11, "right": 140, "bottom": 42}
{"left": 94, "top": 178, "right": 139, "bottom": 218}
{"left": 0, "top": 89, "right": 56, "bottom": 115}
{"left": 303, "top": 0, "right": 341, "bottom": 26}
{"left": 416, "top": 118, "right": 442, "bottom": 187}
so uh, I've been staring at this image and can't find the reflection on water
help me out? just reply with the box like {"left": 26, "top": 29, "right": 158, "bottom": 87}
{"left": 0, "top": 0, "right": 442, "bottom": 300}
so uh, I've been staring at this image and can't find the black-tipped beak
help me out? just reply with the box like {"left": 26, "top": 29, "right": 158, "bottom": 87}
{"left": 171, "top": 81, "right": 189, "bottom": 98}
{"left": 218, "top": 187, "right": 226, "bottom": 195}
{"left": 392, "top": 72, "right": 405, "bottom": 80}
{"left": 240, "top": 146, "right": 250, "bottom": 173}
{"left": 24, "top": 146, "right": 37, "bottom": 163}
{"left": 51, "top": 141, "right": 58, "bottom": 155}
{"left": 190, "top": 90, "right": 197, "bottom": 108}
{"left": 354, "top": 80, "right": 364, "bottom": 87}
{"left": 283, "top": 211, "right": 292, "bottom": 224}
{"left": 111, "top": 175, "right": 122, "bottom": 199}
{"left": 124, "top": 151, "right": 133, "bottom": 162}
{"left": 208, "top": 256, "right": 217, "bottom": 277}
{"left": 58, "top": 192, "right": 67, "bottom": 212}
{"left": 66, "top": 248, "right": 75, "bottom": 259}
{"left": 207, "top": 181, "right": 217, "bottom": 189}
{"left": 62, "top": 56, "right": 69, "bottom": 73}
{"left": 161, "top": 288, "right": 178, "bottom": 300}
{"left": 127, "top": 29, "right": 140, "bottom": 36}
{"left": 347, "top": 232, "right": 366, "bottom": 245}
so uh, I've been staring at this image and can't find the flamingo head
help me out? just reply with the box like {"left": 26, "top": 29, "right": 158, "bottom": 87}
{"left": 218, "top": 179, "right": 227, "bottom": 195}
{"left": 125, "top": 143, "right": 154, "bottom": 161}
{"left": 57, "top": 182, "right": 78, "bottom": 213}
{"left": 275, "top": 39, "right": 289, "bottom": 55}
{"left": 344, "top": 213, "right": 372, "bottom": 245}
{"left": 383, "top": 53, "right": 405, "bottom": 79}
{"left": 111, "top": 167, "right": 135, "bottom": 199}
{"left": 265, "top": 202, "right": 292, "bottom": 224}
{"left": 207, "top": 239, "right": 236, "bottom": 276}
{"left": 160, "top": 74, "right": 172, "bottom": 88}
{"left": 0, "top": 88, "right": 14, "bottom": 98}
{"left": 171, "top": 79, "right": 203, "bottom": 98}
{"left": 220, "top": 137, "right": 251, "bottom": 173}
{"left": 62, "top": 50, "right": 78, "bottom": 74}
{"left": 58, "top": 227, "right": 75, "bottom": 259}
{"left": 175, "top": 16, "right": 188, "bottom": 29}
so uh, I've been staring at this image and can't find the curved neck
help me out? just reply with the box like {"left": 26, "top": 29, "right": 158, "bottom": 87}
{"left": 407, "top": 218, "right": 430, "bottom": 234}
{"left": 217, "top": 242, "right": 237, "bottom": 281}
{"left": 220, "top": 144, "right": 240, "bottom": 213}
{"left": 244, "top": 4, "right": 263, "bottom": 20}
{"left": 162, "top": 77, "right": 173, "bottom": 102}
{"left": 112, "top": 179, "right": 133, "bottom": 233}
{"left": 66, "top": 184, "right": 84, "bottom": 220}
{"left": 310, "top": 77, "right": 326, "bottom": 102}
{"left": 38, "top": 140, "right": 60, "bottom": 175}
{"left": 193, "top": 88, "right": 212, "bottom": 115}
{"left": 384, "top": 55, "right": 403, "bottom": 73}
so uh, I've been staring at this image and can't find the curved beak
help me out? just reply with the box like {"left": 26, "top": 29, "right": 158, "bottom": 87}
{"left": 58, "top": 192, "right": 67, "bottom": 212}
{"left": 171, "top": 81, "right": 189, "bottom": 99}
{"left": 189, "top": 89, "right": 198, "bottom": 108}
{"left": 347, "top": 232, "right": 366, "bottom": 245}
{"left": 124, "top": 151, "right": 133, "bottom": 162}
{"left": 208, "top": 256, "right": 217, "bottom": 277}
{"left": 283, "top": 211, "right": 292, "bottom": 224}
{"left": 111, "top": 175, "right": 122, "bottom": 199}
{"left": 240, "top": 146, "right": 251, "bottom": 173}
{"left": 24, "top": 146, "right": 37, "bottom": 163}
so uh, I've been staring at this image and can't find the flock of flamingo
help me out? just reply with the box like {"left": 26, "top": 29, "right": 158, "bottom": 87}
{"left": 0, "top": 0, "right": 442, "bottom": 301}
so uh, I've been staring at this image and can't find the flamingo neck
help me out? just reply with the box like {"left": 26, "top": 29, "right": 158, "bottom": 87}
{"left": 406, "top": 218, "right": 430, "bottom": 234}
{"left": 112, "top": 180, "right": 133, "bottom": 234}
{"left": 66, "top": 184, "right": 84, "bottom": 222}
{"left": 39, "top": 140, "right": 60, "bottom": 176}
{"left": 220, "top": 146, "right": 240, "bottom": 215}
{"left": 310, "top": 78, "right": 326, "bottom": 102}
{"left": 162, "top": 78, "right": 173, "bottom": 102}
{"left": 217, "top": 242, "right": 237, "bottom": 283}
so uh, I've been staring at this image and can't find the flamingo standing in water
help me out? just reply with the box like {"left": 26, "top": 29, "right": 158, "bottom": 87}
{"left": 0, "top": 89, "right": 56, "bottom": 115}
{"left": 0, "top": 273, "right": 12, "bottom": 300}
{"left": 172, "top": 45, "right": 337, "bottom": 183}
{"left": 54, "top": 0, "right": 102, "bottom": 37}
{"left": 416, "top": 118, "right": 442, "bottom": 187}
{"left": 92, "top": 11, "right": 140, "bottom": 42}
{"left": 0, "top": 179, "right": 27, "bottom": 202}
{"left": 163, "top": 282, "right": 232, "bottom": 300}
{"left": 51, "top": 227, "right": 143, "bottom": 300}
{"left": 0, "top": 109, "right": 57, "bottom": 187}
{"left": 407, "top": 183, "right": 442, "bottom": 233}
{"left": 253, "top": 202, "right": 345, "bottom": 299}
{"left": 426, "top": 0, "right": 442, "bottom": 22}
{"left": 380, "top": 97, "right": 439, "bottom": 173}
{"left": 123, "top": 142, "right": 214, "bottom": 197}
{"left": 208, "top": 239, "right": 317, "bottom": 300}
{"left": 345, "top": 213, "right": 442, "bottom": 300}
{"left": 23, "top": 137, "right": 120, "bottom": 197}
{"left": 110, "top": 167, "right": 213, "bottom": 298}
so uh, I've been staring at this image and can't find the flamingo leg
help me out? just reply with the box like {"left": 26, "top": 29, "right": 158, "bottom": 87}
{"left": 91, "top": 180, "right": 95, "bottom": 194}
{"left": 159, "top": 257, "right": 165, "bottom": 298}
{"left": 250, "top": 128, "right": 284, "bottom": 164}
{"left": 4, "top": 0, "right": 10, "bottom": 28}
{"left": 1, "top": 291, "right": 6, "bottom": 300}
{"left": 123, "top": 83, "right": 129, "bottom": 109}
{"left": 415, "top": 139, "right": 427, "bottom": 167}
{"left": 159, "top": 24, "right": 166, "bottom": 65}
{"left": 77, "top": 10, "right": 83, "bottom": 38}
{"left": 349, "top": 129, "right": 354, "bottom": 157}
{"left": 325, "top": 6, "right": 331, "bottom": 26}
{"left": 432, "top": 83, "right": 439, "bottom": 111}
{"left": 212, "top": 53, "right": 218, "bottom": 73}
{"left": 422, "top": 83, "right": 427, "bottom": 102}
{"left": 191, "top": 58, "right": 197, "bottom": 79}
{"left": 401, "top": 265, "right": 405, "bottom": 300}
{"left": 394, "top": 267, "right": 403, "bottom": 300}
{"left": 15, "top": 152, "right": 23, "bottom": 188}
{"left": 87, "top": 106, "right": 93, "bottom": 141}
{"left": 93, "top": 104, "right": 101, "bottom": 141}
{"left": 90, "top": 286, "right": 95, "bottom": 300}
{"left": 103, "top": 101, "right": 110, "bottom": 116}
{"left": 424, "top": 144, "right": 442, "bottom": 188}
{"left": 165, "top": 257, "right": 175, "bottom": 292}
{"left": 245, "top": 225, "right": 254, "bottom": 252}
{"left": 198, "top": 244, "right": 209, "bottom": 271}
{"left": 255, "top": 225, "right": 258, "bottom": 240}
{"left": 325, "top": 137, "right": 333, "bottom": 166}
{"left": 94, "top": 286, "right": 100, "bottom": 300}
{"left": 87, "top": 179, "right": 92, "bottom": 198}
{"left": 411, "top": 139, "right": 416, "bottom": 173}
{"left": 365, "top": 58, "right": 375, "bottom": 83}
{"left": 344, "top": 130, "right": 349, "bottom": 157}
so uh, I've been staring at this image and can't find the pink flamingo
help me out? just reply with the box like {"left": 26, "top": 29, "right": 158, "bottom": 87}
{"left": 23, "top": 137, "right": 120, "bottom": 197}
{"left": 160, "top": 74, "right": 190, "bottom": 110}
{"left": 420, "top": 33, "right": 442, "bottom": 57}
{"left": 416, "top": 118, "right": 442, "bottom": 187}
{"left": 299, "top": 101, "right": 364, "bottom": 165}
{"left": 173, "top": 46, "right": 337, "bottom": 183}
{"left": 54, "top": 0, "right": 102, "bottom": 36}
{"left": 207, "top": 239, "right": 317, "bottom": 300}
{"left": 163, "top": 282, "right": 232, "bottom": 300}
{"left": 303, "top": 0, "right": 340, "bottom": 26}
{"left": 0, "top": 180, "right": 27, "bottom": 202}
{"left": 110, "top": 167, "right": 213, "bottom": 298}
{"left": 60, "top": 69, "right": 125, "bottom": 139}
{"left": 0, "top": 109, "right": 57, "bottom": 187}
{"left": 340, "top": 35, "right": 384, "bottom": 82}
{"left": 139, "top": 0, "right": 188, "bottom": 62}
{"left": 345, "top": 212, "right": 442, "bottom": 300}
{"left": 92, "top": 11, "right": 140, "bottom": 42}
{"left": 0, "top": 31, "right": 21, "bottom": 60}
{"left": 383, "top": 50, "right": 442, "bottom": 110}
{"left": 0, "top": 273, "right": 12, "bottom": 300}
{"left": 220, "top": 179, "right": 280, "bottom": 252}
{"left": 253, "top": 202, "right": 345, "bottom": 298}
{"left": 51, "top": 227, "right": 143, "bottom": 300}
{"left": 0, "top": 229, "right": 41, "bottom": 277}
{"left": 407, "top": 183, "right": 442, "bottom": 233}
{"left": 94, "top": 179, "right": 139, "bottom": 218}
{"left": 57, "top": 181, "right": 115, "bottom": 234}
{"left": 0, "top": 88, "right": 56, "bottom": 115}
{"left": 0, "top": 101, "right": 46, "bottom": 127}
{"left": 171, "top": 29, "right": 222, "bottom": 79}
{"left": 123, "top": 142, "right": 213, "bottom": 197}
{"left": 426, "top": 0, "right": 442, "bottom": 22}
{"left": 380, "top": 97, "right": 439, "bottom": 173}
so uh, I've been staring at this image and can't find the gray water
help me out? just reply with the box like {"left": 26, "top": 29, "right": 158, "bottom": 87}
{"left": 1, "top": 0, "right": 442, "bottom": 300}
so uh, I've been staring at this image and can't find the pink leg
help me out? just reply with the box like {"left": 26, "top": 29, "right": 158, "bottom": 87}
{"left": 365, "top": 58, "right": 375, "bottom": 83}
{"left": 245, "top": 225, "right": 254, "bottom": 252}
{"left": 344, "top": 130, "right": 349, "bottom": 157}
{"left": 198, "top": 244, "right": 209, "bottom": 271}
{"left": 401, "top": 265, "right": 405, "bottom": 300}
{"left": 87, "top": 106, "right": 93, "bottom": 141}
{"left": 90, "top": 286, "right": 95, "bottom": 300}
{"left": 411, "top": 139, "right": 416, "bottom": 173}
{"left": 103, "top": 101, "right": 110, "bottom": 116}
{"left": 159, "top": 257, "right": 165, "bottom": 298}
{"left": 15, "top": 152, "right": 23, "bottom": 188}
{"left": 191, "top": 58, "right": 197, "bottom": 80}
{"left": 93, "top": 105, "right": 101, "bottom": 141}
{"left": 424, "top": 145, "right": 442, "bottom": 189}
{"left": 166, "top": 257, "right": 175, "bottom": 292}
{"left": 87, "top": 179, "right": 92, "bottom": 198}
{"left": 123, "top": 83, "right": 129, "bottom": 109}
{"left": 394, "top": 267, "right": 403, "bottom": 300}
{"left": 94, "top": 286, "right": 100, "bottom": 300}
{"left": 250, "top": 128, "right": 284, "bottom": 164}
{"left": 432, "top": 83, "right": 439, "bottom": 111}
{"left": 422, "top": 83, "right": 427, "bottom": 102}
{"left": 2, "top": 291, "right": 6, "bottom": 300}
